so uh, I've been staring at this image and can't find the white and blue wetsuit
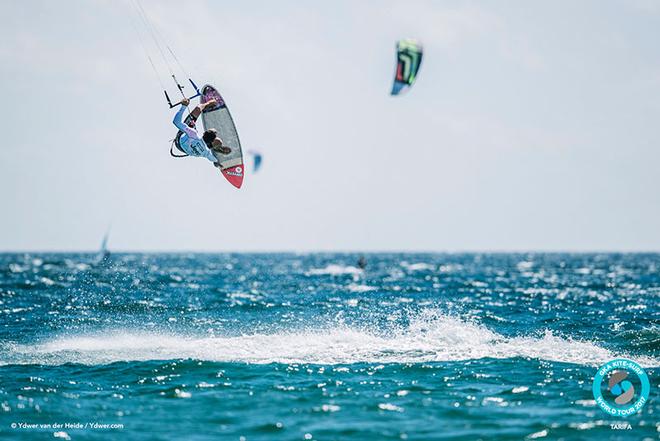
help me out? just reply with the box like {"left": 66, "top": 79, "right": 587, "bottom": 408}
{"left": 172, "top": 105, "right": 217, "bottom": 163}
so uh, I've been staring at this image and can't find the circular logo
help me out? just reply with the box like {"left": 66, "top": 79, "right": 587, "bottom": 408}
{"left": 592, "top": 359, "right": 650, "bottom": 417}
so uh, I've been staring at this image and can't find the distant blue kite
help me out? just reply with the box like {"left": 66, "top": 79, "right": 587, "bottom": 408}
{"left": 248, "top": 150, "right": 262, "bottom": 173}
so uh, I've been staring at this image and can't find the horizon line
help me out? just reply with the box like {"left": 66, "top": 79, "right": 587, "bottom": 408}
{"left": 1, "top": 249, "right": 659, "bottom": 254}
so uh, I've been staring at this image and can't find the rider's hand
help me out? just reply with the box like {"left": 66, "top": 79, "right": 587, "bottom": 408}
{"left": 202, "top": 99, "right": 217, "bottom": 109}
{"left": 181, "top": 98, "right": 190, "bottom": 106}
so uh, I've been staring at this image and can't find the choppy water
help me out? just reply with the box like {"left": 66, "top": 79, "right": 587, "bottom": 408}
{"left": 0, "top": 253, "right": 658, "bottom": 440}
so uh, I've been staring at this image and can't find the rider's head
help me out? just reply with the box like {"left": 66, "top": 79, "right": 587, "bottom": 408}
{"left": 202, "top": 129, "right": 217, "bottom": 147}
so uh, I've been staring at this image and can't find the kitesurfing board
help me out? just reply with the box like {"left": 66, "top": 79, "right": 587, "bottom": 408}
{"left": 200, "top": 84, "right": 244, "bottom": 189}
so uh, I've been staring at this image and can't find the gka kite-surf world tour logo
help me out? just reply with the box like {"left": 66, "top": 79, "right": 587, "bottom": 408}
{"left": 592, "top": 359, "right": 650, "bottom": 417}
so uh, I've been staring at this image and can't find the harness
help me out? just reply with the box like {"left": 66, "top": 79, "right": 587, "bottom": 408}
{"left": 169, "top": 112, "right": 198, "bottom": 158}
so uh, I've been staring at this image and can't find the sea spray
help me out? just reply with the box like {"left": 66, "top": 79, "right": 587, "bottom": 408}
{"left": 5, "top": 310, "right": 657, "bottom": 367}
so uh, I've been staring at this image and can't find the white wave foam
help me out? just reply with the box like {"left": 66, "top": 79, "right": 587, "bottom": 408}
{"left": 3, "top": 312, "right": 658, "bottom": 367}
{"left": 401, "top": 262, "right": 436, "bottom": 271}
{"left": 306, "top": 265, "right": 363, "bottom": 276}
{"left": 346, "top": 283, "right": 377, "bottom": 293}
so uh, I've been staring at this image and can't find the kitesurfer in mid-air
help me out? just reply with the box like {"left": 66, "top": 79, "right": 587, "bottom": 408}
{"left": 173, "top": 98, "right": 231, "bottom": 165}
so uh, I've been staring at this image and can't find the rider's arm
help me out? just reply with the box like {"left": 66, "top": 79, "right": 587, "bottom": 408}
{"left": 172, "top": 102, "right": 199, "bottom": 140}
{"left": 172, "top": 104, "right": 188, "bottom": 132}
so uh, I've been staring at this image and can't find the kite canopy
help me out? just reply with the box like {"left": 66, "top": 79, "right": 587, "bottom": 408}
{"left": 251, "top": 151, "right": 262, "bottom": 173}
{"left": 391, "top": 39, "right": 423, "bottom": 96}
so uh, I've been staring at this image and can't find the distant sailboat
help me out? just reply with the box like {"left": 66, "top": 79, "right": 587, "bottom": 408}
{"left": 96, "top": 229, "right": 111, "bottom": 264}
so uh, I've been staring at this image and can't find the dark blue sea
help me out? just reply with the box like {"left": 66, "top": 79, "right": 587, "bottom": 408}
{"left": 0, "top": 253, "right": 658, "bottom": 440}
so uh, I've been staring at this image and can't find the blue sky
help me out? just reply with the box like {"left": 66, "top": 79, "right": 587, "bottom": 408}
{"left": 1, "top": 0, "right": 659, "bottom": 251}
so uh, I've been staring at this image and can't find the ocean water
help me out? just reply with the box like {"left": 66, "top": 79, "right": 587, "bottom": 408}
{"left": 0, "top": 253, "right": 657, "bottom": 440}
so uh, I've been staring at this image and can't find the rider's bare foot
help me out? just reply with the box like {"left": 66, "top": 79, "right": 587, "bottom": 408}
{"left": 212, "top": 145, "right": 231, "bottom": 155}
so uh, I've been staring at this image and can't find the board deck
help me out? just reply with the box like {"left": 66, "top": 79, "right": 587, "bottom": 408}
{"left": 200, "top": 84, "right": 244, "bottom": 188}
